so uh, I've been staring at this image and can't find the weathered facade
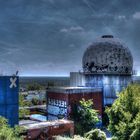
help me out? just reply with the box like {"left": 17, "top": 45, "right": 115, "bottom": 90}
{"left": 20, "top": 119, "right": 74, "bottom": 140}
{"left": 70, "top": 35, "right": 133, "bottom": 106}
{"left": 47, "top": 35, "right": 133, "bottom": 120}
{"left": 83, "top": 35, "right": 133, "bottom": 74}
{"left": 47, "top": 87, "right": 103, "bottom": 119}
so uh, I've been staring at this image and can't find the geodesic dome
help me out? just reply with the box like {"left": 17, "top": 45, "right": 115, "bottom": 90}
{"left": 82, "top": 35, "right": 133, "bottom": 74}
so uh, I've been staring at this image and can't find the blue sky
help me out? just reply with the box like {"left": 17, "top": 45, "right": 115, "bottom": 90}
{"left": 0, "top": 0, "right": 140, "bottom": 76}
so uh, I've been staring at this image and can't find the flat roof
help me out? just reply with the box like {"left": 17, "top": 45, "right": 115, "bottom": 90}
{"left": 22, "top": 119, "right": 73, "bottom": 130}
{"left": 19, "top": 105, "right": 46, "bottom": 110}
{"left": 46, "top": 86, "right": 102, "bottom": 94}
{"left": 19, "top": 120, "right": 39, "bottom": 126}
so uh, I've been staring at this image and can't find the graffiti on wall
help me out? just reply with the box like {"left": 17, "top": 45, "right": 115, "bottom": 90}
{"left": 47, "top": 98, "right": 67, "bottom": 117}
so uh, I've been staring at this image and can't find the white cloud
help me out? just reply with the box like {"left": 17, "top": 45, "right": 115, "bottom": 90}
{"left": 60, "top": 28, "right": 68, "bottom": 33}
{"left": 60, "top": 26, "right": 84, "bottom": 33}
{"left": 133, "top": 12, "right": 140, "bottom": 19}
{"left": 70, "top": 26, "right": 84, "bottom": 32}
{"left": 117, "top": 15, "right": 126, "bottom": 20}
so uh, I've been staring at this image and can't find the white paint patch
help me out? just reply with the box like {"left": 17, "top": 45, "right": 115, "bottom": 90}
{"left": 9, "top": 77, "right": 17, "bottom": 88}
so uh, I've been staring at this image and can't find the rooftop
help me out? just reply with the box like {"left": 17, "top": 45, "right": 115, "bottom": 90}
{"left": 21, "top": 119, "right": 73, "bottom": 130}
{"left": 46, "top": 86, "right": 102, "bottom": 94}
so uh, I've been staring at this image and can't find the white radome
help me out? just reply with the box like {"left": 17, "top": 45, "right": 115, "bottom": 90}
{"left": 82, "top": 35, "right": 133, "bottom": 74}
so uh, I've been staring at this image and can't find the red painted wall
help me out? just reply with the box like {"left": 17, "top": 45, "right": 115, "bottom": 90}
{"left": 47, "top": 91, "right": 103, "bottom": 117}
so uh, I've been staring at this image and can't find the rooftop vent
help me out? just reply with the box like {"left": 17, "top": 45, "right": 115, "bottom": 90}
{"left": 101, "top": 35, "right": 114, "bottom": 38}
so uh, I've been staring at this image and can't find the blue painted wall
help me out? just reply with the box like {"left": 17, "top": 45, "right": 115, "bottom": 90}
{"left": 0, "top": 76, "right": 19, "bottom": 127}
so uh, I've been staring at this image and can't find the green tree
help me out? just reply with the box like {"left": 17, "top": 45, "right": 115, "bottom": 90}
{"left": 129, "top": 112, "right": 140, "bottom": 140}
{"left": 74, "top": 99, "right": 99, "bottom": 135}
{"left": 0, "top": 116, "right": 23, "bottom": 140}
{"left": 106, "top": 84, "right": 140, "bottom": 140}
{"left": 47, "top": 82, "right": 54, "bottom": 87}
{"left": 31, "top": 97, "right": 40, "bottom": 105}
{"left": 19, "top": 94, "right": 31, "bottom": 119}
{"left": 27, "top": 83, "right": 42, "bottom": 91}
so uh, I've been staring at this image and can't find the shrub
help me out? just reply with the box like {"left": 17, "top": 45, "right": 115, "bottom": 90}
{"left": 85, "top": 129, "right": 106, "bottom": 140}
{"left": 31, "top": 97, "right": 40, "bottom": 105}
{"left": 0, "top": 116, "right": 23, "bottom": 140}
{"left": 111, "top": 136, "right": 119, "bottom": 140}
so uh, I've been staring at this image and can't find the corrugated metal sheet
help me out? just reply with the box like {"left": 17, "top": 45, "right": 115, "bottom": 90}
{"left": 0, "top": 76, "right": 19, "bottom": 127}
{"left": 70, "top": 72, "right": 85, "bottom": 87}
{"left": 85, "top": 75, "right": 132, "bottom": 106}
